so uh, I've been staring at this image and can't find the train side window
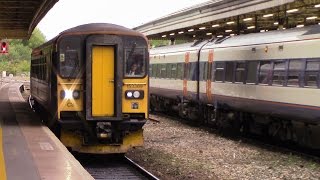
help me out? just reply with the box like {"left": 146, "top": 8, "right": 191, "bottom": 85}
{"left": 166, "top": 64, "right": 172, "bottom": 79}
{"left": 225, "top": 62, "right": 234, "bottom": 82}
{"left": 305, "top": 59, "right": 320, "bottom": 88}
{"left": 149, "top": 65, "right": 152, "bottom": 77}
{"left": 177, "top": 63, "right": 184, "bottom": 80}
{"left": 287, "top": 59, "right": 303, "bottom": 87}
{"left": 203, "top": 62, "right": 208, "bottom": 81}
{"left": 188, "top": 62, "right": 197, "bottom": 81}
{"left": 235, "top": 62, "right": 245, "bottom": 83}
{"left": 259, "top": 61, "right": 272, "bottom": 85}
{"left": 199, "top": 62, "right": 205, "bottom": 81}
{"left": 214, "top": 62, "right": 225, "bottom": 82}
{"left": 246, "top": 61, "right": 258, "bottom": 84}
{"left": 272, "top": 60, "right": 286, "bottom": 86}
{"left": 160, "top": 64, "right": 166, "bottom": 78}
{"left": 156, "top": 64, "right": 161, "bottom": 78}
{"left": 171, "top": 64, "right": 177, "bottom": 79}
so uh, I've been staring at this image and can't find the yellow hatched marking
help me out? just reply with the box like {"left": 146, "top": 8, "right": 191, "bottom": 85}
{"left": 92, "top": 46, "right": 115, "bottom": 116}
{"left": 0, "top": 128, "right": 7, "bottom": 180}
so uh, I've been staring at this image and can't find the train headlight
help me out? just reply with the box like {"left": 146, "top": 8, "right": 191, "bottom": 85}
{"left": 133, "top": 91, "right": 140, "bottom": 98}
{"left": 125, "top": 90, "right": 144, "bottom": 99}
{"left": 72, "top": 90, "right": 80, "bottom": 99}
{"left": 60, "top": 90, "right": 80, "bottom": 100}
{"left": 126, "top": 91, "right": 133, "bottom": 98}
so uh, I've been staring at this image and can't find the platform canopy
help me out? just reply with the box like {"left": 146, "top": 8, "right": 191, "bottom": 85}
{"left": 0, "top": 0, "right": 58, "bottom": 39}
{"left": 134, "top": 0, "right": 320, "bottom": 40}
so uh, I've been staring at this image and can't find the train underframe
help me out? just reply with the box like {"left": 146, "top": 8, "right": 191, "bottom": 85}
{"left": 150, "top": 94, "right": 320, "bottom": 150}
{"left": 32, "top": 99, "right": 145, "bottom": 154}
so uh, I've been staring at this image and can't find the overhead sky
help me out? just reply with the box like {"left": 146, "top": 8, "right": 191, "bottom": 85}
{"left": 37, "top": 0, "right": 209, "bottom": 40}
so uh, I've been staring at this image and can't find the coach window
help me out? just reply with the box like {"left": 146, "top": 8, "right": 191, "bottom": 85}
{"left": 305, "top": 59, "right": 320, "bottom": 88}
{"left": 160, "top": 64, "right": 166, "bottom": 78}
{"left": 259, "top": 61, "right": 272, "bottom": 85}
{"left": 225, "top": 62, "right": 234, "bottom": 82}
{"left": 235, "top": 62, "right": 245, "bottom": 83}
{"left": 272, "top": 60, "right": 286, "bottom": 86}
{"left": 171, "top": 64, "right": 177, "bottom": 79}
{"left": 246, "top": 61, "right": 258, "bottom": 84}
{"left": 125, "top": 48, "right": 146, "bottom": 77}
{"left": 287, "top": 60, "right": 303, "bottom": 87}
{"left": 166, "top": 64, "right": 172, "bottom": 79}
{"left": 156, "top": 64, "right": 161, "bottom": 78}
{"left": 188, "top": 62, "right": 197, "bottom": 81}
{"left": 177, "top": 63, "right": 184, "bottom": 80}
{"left": 149, "top": 65, "right": 152, "bottom": 77}
{"left": 215, "top": 62, "right": 225, "bottom": 82}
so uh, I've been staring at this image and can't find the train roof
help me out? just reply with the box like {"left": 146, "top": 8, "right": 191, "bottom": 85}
{"left": 206, "top": 25, "right": 320, "bottom": 48}
{"left": 59, "top": 23, "right": 145, "bottom": 38}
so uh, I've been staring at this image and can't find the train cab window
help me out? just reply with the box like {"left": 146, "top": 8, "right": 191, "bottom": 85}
{"left": 305, "top": 60, "right": 320, "bottom": 88}
{"left": 59, "top": 37, "right": 81, "bottom": 78}
{"left": 272, "top": 60, "right": 286, "bottom": 86}
{"left": 235, "top": 62, "right": 245, "bottom": 83}
{"left": 166, "top": 64, "right": 172, "bottom": 79}
{"left": 246, "top": 61, "right": 258, "bottom": 84}
{"left": 287, "top": 60, "right": 303, "bottom": 87}
{"left": 171, "top": 64, "right": 177, "bottom": 79}
{"left": 259, "top": 61, "right": 272, "bottom": 85}
{"left": 177, "top": 63, "right": 184, "bottom": 80}
{"left": 125, "top": 48, "right": 146, "bottom": 77}
{"left": 214, "top": 62, "right": 225, "bottom": 82}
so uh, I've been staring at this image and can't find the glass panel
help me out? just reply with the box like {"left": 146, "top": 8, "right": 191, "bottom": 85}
{"left": 156, "top": 64, "right": 161, "bottom": 78}
{"left": 171, "top": 64, "right": 177, "bottom": 79}
{"left": 199, "top": 62, "right": 205, "bottom": 81}
{"left": 259, "top": 61, "right": 272, "bottom": 84}
{"left": 246, "top": 61, "right": 258, "bottom": 84}
{"left": 125, "top": 48, "right": 146, "bottom": 77}
{"left": 166, "top": 64, "right": 172, "bottom": 78}
{"left": 272, "top": 61, "right": 286, "bottom": 86}
{"left": 305, "top": 60, "right": 320, "bottom": 88}
{"left": 235, "top": 62, "right": 245, "bottom": 83}
{"left": 215, "top": 62, "right": 224, "bottom": 82}
{"left": 160, "top": 64, "right": 166, "bottom": 78}
{"left": 225, "top": 62, "right": 234, "bottom": 82}
{"left": 188, "top": 62, "right": 197, "bottom": 81}
{"left": 177, "top": 63, "right": 184, "bottom": 80}
{"left": 287, "top": 60, "right": 303, "bottom": 86}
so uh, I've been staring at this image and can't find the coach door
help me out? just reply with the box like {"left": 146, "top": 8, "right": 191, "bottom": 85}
{"left": 92, "top": 46, "right": 115, "bottom": 117}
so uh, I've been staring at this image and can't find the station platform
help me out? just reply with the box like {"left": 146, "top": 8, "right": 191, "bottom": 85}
{"left": 0, "top": 82, "right": 93, "bottom": 180}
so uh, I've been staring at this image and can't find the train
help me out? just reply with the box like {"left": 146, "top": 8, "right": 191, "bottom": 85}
{"left": 149, "top": 25, "right": 320, "bottom": 149}
{"left": 30, "top": 23, "right": 149, "bottom": 154}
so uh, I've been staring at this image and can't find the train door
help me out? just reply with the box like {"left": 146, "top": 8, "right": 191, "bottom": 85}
{"left": 92, "top": 46, "right": 115, "bottom": 117}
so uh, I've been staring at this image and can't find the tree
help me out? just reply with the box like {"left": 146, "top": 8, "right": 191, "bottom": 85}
{"left": 0, "top": 28, "right": 46, "bottom": 75}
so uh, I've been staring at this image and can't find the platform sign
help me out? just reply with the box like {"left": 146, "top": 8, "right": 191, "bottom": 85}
{"left": 0, "top": 41, "right": 8, "bottom": 54}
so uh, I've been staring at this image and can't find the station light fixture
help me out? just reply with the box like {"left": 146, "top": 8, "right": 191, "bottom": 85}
{"left": 225, "top": 29, "right": 232, "bottom": 32}
{"left": 206, "top": 33, "right": 212, "bottom": 36}
{"left": 161, "top": 35, "right": 167, "bottom": 38}
{"left": 230, "top": 34, "right": 235, "bottom": 36}
{"left": 243, "top": 17, "right": 253, "bottom": 21}
{"left": 170, "top": 33, "right": 175, "bottom": 36}
{"left": 217, "top": 35, "right": 223, "bottom": 38}
{"left": 199, "top": 27, "right": 206, "bottom": 30}
{"left": 260, "top": 30, "right": 266, "bottom": 32}
{"left": 178, "top": 31, "right": 184, "bottom": 34}
{"left": 247, "top": 26, "right": 255, "bottom": 29}
{"left": 212, "top": 24, "right": 220, "bottom": 28}
{"left": 274, "top": 22, "right": 279, "bottom": 25}
{"left": 315, "top": 4, "right": 320, "bottom": 8}
{"left": 306, "top": 16, "right": 317, "bottom": 20}
{"left": 296, "top": 24, "right": 304, "bottom": 28}
{"left": 188, "top": 29, "right": 194, "bottom": 32}
{"left": 287, "top": 9, "right": 298, "bottom": 13}
{"left": 193, "top": 35, "right": 196, "bottom": 38}
{"left": 226, "top": 21, "right": 235, "bottom": 25}
{"left": 263, "top": 14, "right": 274, "bottom": 18}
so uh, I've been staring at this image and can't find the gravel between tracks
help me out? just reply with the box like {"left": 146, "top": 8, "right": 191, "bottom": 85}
{"left": 126, "top": 114, "right": 320, "bottom": 180}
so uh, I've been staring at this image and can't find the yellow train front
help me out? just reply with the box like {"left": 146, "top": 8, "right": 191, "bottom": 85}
{"left": 30, "top": 23, "right": 149, "bottom": 154}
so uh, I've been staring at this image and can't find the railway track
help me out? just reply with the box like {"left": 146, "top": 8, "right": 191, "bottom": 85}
{"left": 76, "top": 154, "right": 159, "bottom": 180}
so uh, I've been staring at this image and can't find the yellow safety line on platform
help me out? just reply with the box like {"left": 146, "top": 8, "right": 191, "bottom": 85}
{"left": 0, "top": 128, "right": 7, "bottom": 180}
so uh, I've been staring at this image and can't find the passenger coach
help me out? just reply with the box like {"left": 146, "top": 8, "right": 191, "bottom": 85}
{"left": 30, "top": 23, "right": 149, "bottom": 154}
